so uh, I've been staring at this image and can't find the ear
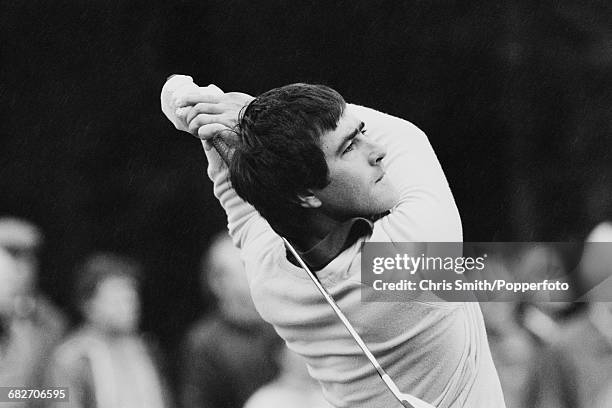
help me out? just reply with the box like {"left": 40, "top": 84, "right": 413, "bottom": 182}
{"left": 297, "top": 192, "right": 322, "bottom": 209}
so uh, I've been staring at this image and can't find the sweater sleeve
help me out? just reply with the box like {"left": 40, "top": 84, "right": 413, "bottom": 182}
{"left": 347, "top": 104, "right": 462, "bottom": 242}
{"left": 203, "top": 145, "right": 284, "bottom": 277}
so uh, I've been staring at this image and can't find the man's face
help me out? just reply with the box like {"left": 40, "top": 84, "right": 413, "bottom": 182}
{"left": 311, "top": 110, "right": 400, "bottom": 219}
{"left": 0, "top": 249, "right": 22, "bottom": 317}
{"left": 86, "top": 276, "right": 140, "bottom": 334}
{"left": 0, "top": 218, "right": 41, "bottom": 294}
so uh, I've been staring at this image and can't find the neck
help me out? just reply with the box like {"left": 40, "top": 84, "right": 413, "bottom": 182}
{"left": 292, "top": 210, "right": 345, "bottom": 250}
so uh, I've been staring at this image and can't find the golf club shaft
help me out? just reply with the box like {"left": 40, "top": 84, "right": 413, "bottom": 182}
{"left": 282, "top": 237, "right": 414, "bottom": 408}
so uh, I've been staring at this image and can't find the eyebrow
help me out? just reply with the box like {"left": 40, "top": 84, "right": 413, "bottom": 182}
{"left": 336, "top": 121, "right": 365, "bottom": 155}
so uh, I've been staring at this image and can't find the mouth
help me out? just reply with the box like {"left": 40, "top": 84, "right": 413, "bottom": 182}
{"left": 375, "top": 172, "right": 386, "bottom": 183}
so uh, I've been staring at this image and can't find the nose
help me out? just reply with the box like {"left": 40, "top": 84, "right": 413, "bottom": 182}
{"left": 367, "top": 140, "right": 387, "bottom": 166}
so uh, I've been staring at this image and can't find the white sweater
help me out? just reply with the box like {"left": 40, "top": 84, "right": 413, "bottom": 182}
{"left": 204, "top": 104, "right": 506, "bottom": 408}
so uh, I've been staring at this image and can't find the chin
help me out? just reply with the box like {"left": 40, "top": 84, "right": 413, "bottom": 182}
{"left": 377, "top": 186, "right": 400, "bottom": 212}
{"left": 365, "top": 199, "right": 396, "bottom": 216}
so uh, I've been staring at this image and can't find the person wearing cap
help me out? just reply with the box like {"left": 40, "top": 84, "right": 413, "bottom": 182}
{"left": 0, "top": 217, "right": 66, "bottom": 408}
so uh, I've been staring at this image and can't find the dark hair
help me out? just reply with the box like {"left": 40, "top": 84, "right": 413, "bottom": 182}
{"left": 73, "top": 252, "right": 141, "bottom": 309}
{"left": 230, "top": 83, "right": 346, "bottom": 238}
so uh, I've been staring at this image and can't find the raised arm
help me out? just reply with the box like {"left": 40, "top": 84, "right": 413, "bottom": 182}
{"left": 163, "top": 81, "right": 283, "bottom": 269}
{"left": 348, "top": 104, "right": 462, "bottom": 242}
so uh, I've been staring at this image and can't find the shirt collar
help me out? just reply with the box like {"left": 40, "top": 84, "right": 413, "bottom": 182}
{"left": 287, "top": 212, "right": 388, "bottom": 271}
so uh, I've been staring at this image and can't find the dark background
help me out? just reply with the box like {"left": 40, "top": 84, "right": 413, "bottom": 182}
{"left": 1, "top": 0, "right": 611, "bottom": 352}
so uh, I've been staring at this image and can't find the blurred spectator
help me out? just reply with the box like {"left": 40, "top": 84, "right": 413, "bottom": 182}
{"left": 525, "top": 223, "right": 612, "bottom": 408}
{"left": 0, "top": 247, "right": 21, "bottom": 347}
{"left": 0, "top": 248, "right": 19, "bottom": 318}
{"left": 45, "top": 253, "right": 172, "bottom": 408}
{"left": 480, "top": 257, "right": 537, "bottom": 408}
{"left": 0, "top": 217, "right": 66, "bottom": 407}
{"left": 578, "top": 222, "right": 612, "bottom": 300}
{"left": 586, "top": 222, "right": 612, "bottom": 242}
{"left": 180, "top": 233, "right": 280, "bottom": 408}
{"left": 594, "top": 381, "right": 612, "bottom": 408}
{"left": 243, "top": 345, "right": 329, "bottom": 408}
{"left": 513, "top": 244, "right": 576, "bottom": 344}
{"left": 525, "top": 302, "right": 612, "bottom": 408}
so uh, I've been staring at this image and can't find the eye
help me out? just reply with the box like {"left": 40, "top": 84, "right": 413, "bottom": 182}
{"left": 360, "top": 126, "right": 367, "bottom": 135}
{"left": 343, "top": 141, "right": 355, "bottom": 154}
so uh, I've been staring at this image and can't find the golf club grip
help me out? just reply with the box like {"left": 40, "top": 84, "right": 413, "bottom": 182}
{"left": 210, "top": 135, "right": 231, "bottom": 164}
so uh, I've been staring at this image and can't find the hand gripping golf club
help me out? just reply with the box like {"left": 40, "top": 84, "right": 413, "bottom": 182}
{"left": 161, "top": 75, "right": 436, "bottom": 408}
